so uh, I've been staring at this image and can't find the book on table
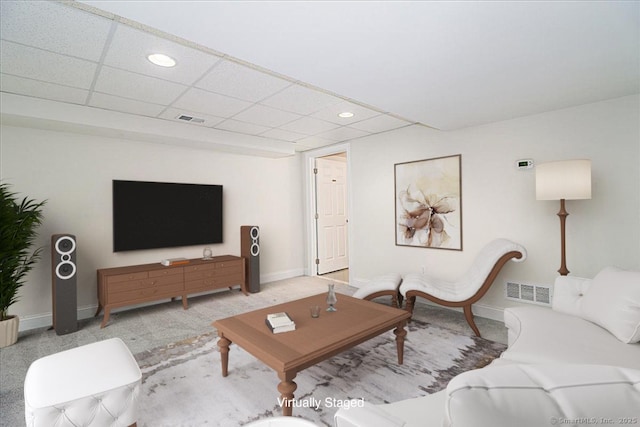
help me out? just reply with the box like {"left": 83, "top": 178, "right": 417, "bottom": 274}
{"left": 160, "top": 257, "right": 190, "bottom": 266}
{"left": 265, "top": 312, "right": 296, "bottom": 334}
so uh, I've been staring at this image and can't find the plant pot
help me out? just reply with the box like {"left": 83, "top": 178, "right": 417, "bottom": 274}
{"left": 0, "top": 315, "right": 19, "bottom": 348}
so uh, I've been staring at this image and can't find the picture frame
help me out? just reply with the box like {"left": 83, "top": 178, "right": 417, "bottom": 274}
{"left": 394, "top": 154, "right": 462, "bottom": 250}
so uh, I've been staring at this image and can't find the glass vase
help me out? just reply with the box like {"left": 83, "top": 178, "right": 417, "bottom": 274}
{"left": 326, "top": 283, "right": 337, "bottom": 312}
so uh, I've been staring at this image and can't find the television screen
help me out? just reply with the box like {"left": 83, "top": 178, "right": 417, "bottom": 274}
{"left": 113, "top": 180, "right": 223, "bottom": 252}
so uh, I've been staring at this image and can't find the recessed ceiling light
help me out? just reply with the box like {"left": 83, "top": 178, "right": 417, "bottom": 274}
{"left": 338, "top": 111, "right": 355, "bottom": 118}
{"left": 147, "top": 53, "right": 176, "bottom": 67}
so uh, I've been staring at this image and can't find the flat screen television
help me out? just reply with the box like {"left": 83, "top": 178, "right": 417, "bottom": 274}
{"left": 113, "top": 180, "right": 223, "bottom": 252}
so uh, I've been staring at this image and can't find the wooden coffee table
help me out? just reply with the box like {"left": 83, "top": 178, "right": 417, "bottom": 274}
{"left": 212, "top": 293, "right": 410, "bottom": 416}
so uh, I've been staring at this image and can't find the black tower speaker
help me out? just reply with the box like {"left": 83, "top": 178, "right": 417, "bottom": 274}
{"left": 241, "top": 226, "right": 260, "bottom": 293}
{"left": 51, "top": 234, "right": 78, "bottom": 335}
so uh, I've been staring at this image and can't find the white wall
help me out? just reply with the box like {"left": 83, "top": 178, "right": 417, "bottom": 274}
{"left": 3, "top": 94, "right": 638, "bottom": 329}
{"left": 349, "top": 95, "right": 640, "bottom": 315}
{"left": 0, "top": 126, "right": 305, "bottom": 329}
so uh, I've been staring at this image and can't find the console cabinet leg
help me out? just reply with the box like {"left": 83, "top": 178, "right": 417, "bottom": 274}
{"left": 100, "top": 308, "right": 111, "bottom": 328}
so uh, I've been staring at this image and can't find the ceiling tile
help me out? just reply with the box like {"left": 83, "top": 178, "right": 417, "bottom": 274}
{"left": 104, "top": 23, "right": 220, "bottom": 85}
{"left": 196, "top": 59, "right": 292, "bottom": 102}
{"left": 295, "top": 135, "right": 336, "bottom": 150}
{"left": 173, "top": 87, "right": 253, "bottom": 118}
{"left": 232, "top": 104, "right": 301, "bottom": 128}
{"left": 279, "top": 116, "right": 339, "bottom": 135}
{"left": 0, "top": 1, "right": 111, "bottom": 61}
{"left": 159, "top": 107, "right": 226, "bottom": 127}
{"left": 260, "top": 84, "right": 342, "bottom": 115}
{"left": 317, "top": 126, "right": 371, "bottom": 142}
{"left": 260, "top": 128, "right": 306, "bottom": 142}
{"left": 0, "top": 74, "right": 89, "bottom": 105}
{"left": 94, "top": 66, "right": 187, "bottom": 105}
{"left": 214, "top": 119, "right": 271, "bottom": 135}
{"left": 0, "top": 41, "right": 97, "bottom": 89}
{"left": 311, "top": 101, "right": 383, "bottom": 125}
{"left": 349, "top": 114, "right": 413, "bottom": 133}
{"left": 89, "top": 92, "right": 167, "bottom": 117}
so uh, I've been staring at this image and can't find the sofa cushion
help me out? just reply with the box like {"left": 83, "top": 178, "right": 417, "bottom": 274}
{"left": 333, "top": 401, "right": 406, "bottom": 427}
{"left": 352, "top": 273, "right": 402, "bottom": 299}
{"left": 334, "top": 392, "right": 446, "bottom": 427}
{"left": 444, "top": 364, "right": 640, "bottom": 427}
{"left": 503, "top": 305, "right": 640, "bottom": 369}
{"left": 551, "top": 275, "right": 592, "bottom": 317}
{"left": 580, "top": 267, "right": 640, "bottom": 344}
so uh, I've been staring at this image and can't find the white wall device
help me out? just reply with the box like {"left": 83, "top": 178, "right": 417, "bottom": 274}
{"left": 516, "top": 159, "right": 534, "bottom": 169}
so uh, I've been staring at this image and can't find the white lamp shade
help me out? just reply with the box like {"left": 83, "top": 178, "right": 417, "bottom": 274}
{"left": 536, "top": 159, "right": 592, "bottom": 200}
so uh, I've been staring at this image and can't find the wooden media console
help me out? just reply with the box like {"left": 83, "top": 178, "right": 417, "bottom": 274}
{"left": 96, "top": 255, "right": 246, "bottom": 328}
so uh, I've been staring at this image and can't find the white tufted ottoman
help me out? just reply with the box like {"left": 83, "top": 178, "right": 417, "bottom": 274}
{"left": 352, "top": 273, "right": 403, "bottom": 308}
{"left": 24, "top": 337, "right": 141, "bottom": 427}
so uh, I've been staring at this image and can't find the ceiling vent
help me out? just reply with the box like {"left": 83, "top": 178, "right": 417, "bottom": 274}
{"left": 176, "top": 114, "right": 205, "bottom": 124}
{"left": 505, "top": 281, "right": 552, "bottom": 306}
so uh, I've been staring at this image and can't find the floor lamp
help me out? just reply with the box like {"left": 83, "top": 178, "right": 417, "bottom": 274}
{"left": 535, "top": 159, "right": 591, "bottom": 276}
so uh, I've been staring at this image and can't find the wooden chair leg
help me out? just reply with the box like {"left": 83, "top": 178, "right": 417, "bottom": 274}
{"left": 391, "top": 294, "right": 399, "bottom": 308}
{"left": 463, "top": 305, "right": 481, "bottom": 337}
{"left": 405, "top": 296, "right": 416, "bottom": 322}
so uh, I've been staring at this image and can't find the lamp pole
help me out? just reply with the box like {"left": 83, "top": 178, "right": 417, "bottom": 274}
{"left": 557, "top": 198, "right": 569, "bottom": 276}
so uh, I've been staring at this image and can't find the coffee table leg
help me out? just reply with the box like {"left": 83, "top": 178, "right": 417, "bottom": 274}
{"left": 218, "top": 335, "right": 231, "bottom": 377}
{"left": 277, "top": 372, "right": 297, "bottom": 416}
{"left": 394, "top": 321, "right": 407, "bottom": 365}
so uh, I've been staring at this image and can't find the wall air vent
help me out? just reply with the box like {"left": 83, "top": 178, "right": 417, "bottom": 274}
{"left": 505, "top": 281, "right": 552, "bottom": 306}
{"left": 176, "top": 114, "right": 205, "bottom": 124}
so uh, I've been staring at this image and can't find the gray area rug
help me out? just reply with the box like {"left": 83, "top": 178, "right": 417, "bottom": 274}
{"left": 135, "top": 319, "right": 506, "bottom": 426}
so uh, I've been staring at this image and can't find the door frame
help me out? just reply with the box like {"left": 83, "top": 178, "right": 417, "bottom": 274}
{"left": 303, "top": 143, "right": 352, "bottom": 277}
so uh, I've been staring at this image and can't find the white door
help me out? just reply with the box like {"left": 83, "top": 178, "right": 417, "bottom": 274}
{"left": 315, "top": 157, "right": 349, "bottom": 274}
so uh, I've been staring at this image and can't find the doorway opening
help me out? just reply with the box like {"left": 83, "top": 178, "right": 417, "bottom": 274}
{"left": 305, "top": 144, "right": 351, "bottom": 284}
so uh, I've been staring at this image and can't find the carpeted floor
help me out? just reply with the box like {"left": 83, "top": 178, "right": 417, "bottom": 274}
{"left": 135, "top": 319, "right": 505, "bottom": 426}
{"left": 0, "top": 275, "right": 507, "bottom": 427}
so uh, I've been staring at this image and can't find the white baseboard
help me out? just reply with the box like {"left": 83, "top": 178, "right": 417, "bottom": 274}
{"left": 261, "top": 268, "right": 305, "bottom": 284}
{"left": 407, "top": 299, "right": 505, "bottom": 323}
{"left": 20, "top": 270, "right": 503, "bottom": 332}
{"left": 470, "top": 303, "right": 504, "bottom": 322}
{"left": 18, "top": 304, "right": 98, "bottom": 332}
{"left": 18, "top": 268, "right": 305, "bottom": 332}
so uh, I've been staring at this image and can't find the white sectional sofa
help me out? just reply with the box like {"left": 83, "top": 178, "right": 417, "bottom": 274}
{"left": 334, "top": 268, "right": 640, "bottom": 427}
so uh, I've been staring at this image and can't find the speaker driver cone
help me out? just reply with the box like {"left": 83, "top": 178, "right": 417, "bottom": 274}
{"left": 250, "top": 242, "right": 260, "bottom": 257}
{"left": 56, "top": 261, "right": 76, "bottom": 280}
{"left": 250, "top": 226, "right": 260, "bottom": 240}
{"left": 55, "top": 236, "right": 76, "bottom": 255}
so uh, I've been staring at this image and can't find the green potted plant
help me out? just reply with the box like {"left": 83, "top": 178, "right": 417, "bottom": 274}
{"left": 0, "top": 183, "right": 46, "bottom": 348}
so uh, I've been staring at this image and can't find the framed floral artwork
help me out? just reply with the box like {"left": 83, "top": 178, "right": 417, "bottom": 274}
{"left": 395, "top": 154, "right": 462, "bottom": 250}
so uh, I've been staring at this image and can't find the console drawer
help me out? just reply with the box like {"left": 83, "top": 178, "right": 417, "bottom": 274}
{"left": 108, "top": 274, "right": 184, "bottom": 294}
{"left": 184, "top": 263, "right": 242, "bottom": 281}
{"left": 149, "top": 267, "right": 184, "bottom": 278}
{"left": 184, "top": 263, "right": 215, "bottom": 274}
{"left": 107, "top": 271, "right": 148, "bottom": 284}
{"left": 108, "top": 281, "right": 184, "bottom": 304}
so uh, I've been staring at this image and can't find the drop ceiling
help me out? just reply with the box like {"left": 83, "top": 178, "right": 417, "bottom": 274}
{"left": 1, "top": 1, "right": 638, "bottom": 157}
